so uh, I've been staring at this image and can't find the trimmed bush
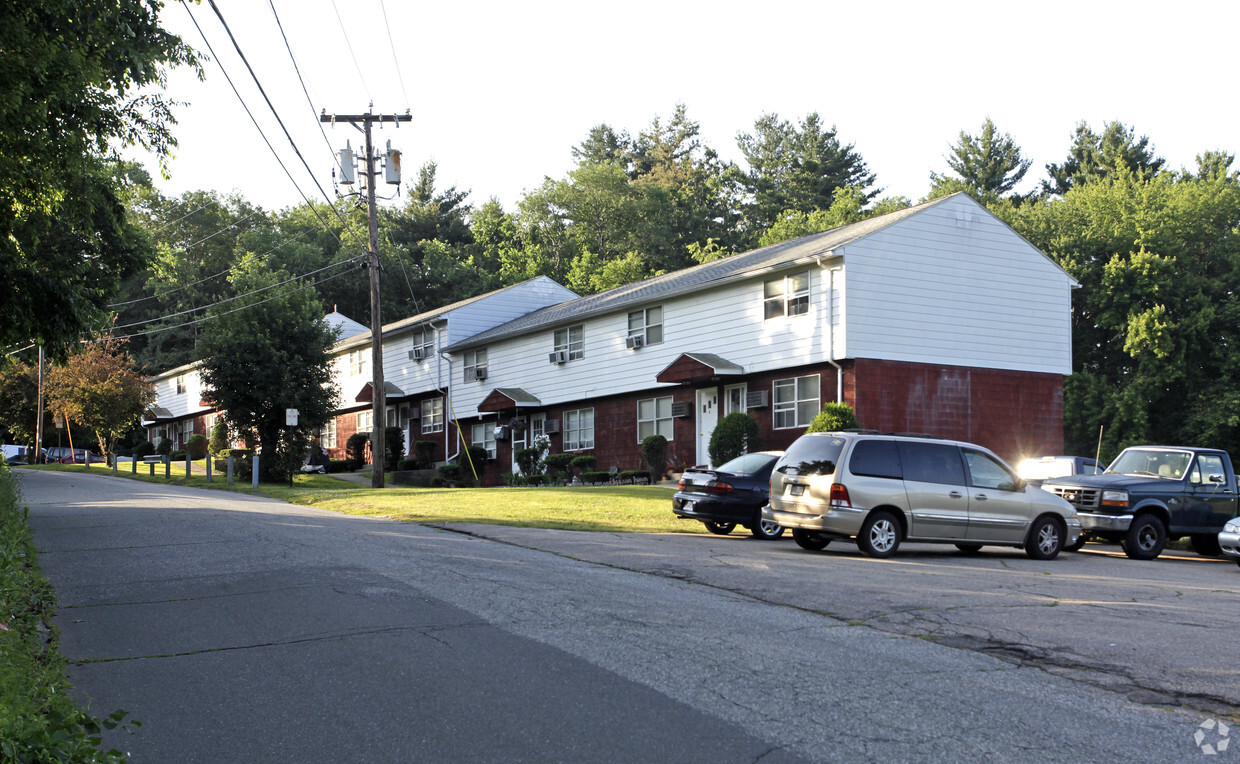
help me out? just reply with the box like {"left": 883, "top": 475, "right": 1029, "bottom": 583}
{"left": 384, "top": 426, "right": 404, "bottom": 471}
{"left": 133, "top": 441, "right": 155, "bottom": 459}
{"left": 514, "top": 447, "right": 541, "bottom": 476}
{"left": 186, "top": 433, "right": 208, "bottom": 460}
{"left": 619, "top": 469, "right": 652, "bottom": 483}
{"left": 170, "top": 450, "right": 187, "bottom": 462}
{"left": 437, "top": 464, "right": 462, "bottom": 484}
{"left": 805, "top": 402, "right": 860, "bottom": 434}
{"left": 642, "top": 434, "right": 668, "bottom": 480}
{"left": 412, "top": 440, "right": 437, "bottom": 469}
{"left": 709, "top": 412, "right": 760, "bottom": 466}
{"left": 543, "top": 453, "right": 574, "bottom": 473}
{"left": 397, "top": 457, "right": 419, "bottom": 471}
{"left": 346, "top": 432, "right": 369, "bottom": 470}
{"left": 580, "top": 470, "right": 612, "bottom": 484}
{"left": 328, "top": 459, "right": 352, "bottom": 474}
{"left": 156, "top": 437, "right": 172, "bottom": 456}
{"left": 208, "top": 421, "right": 229, "bottom": 456}
{"left": 570, "top": 455, "right": 597, "bottom": 472}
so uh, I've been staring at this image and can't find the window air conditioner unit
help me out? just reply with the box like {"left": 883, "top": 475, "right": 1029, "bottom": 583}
{"left": 472, "top": 368, "right": 488, "bottom": 381}
{"left": 549, "top": 350, "right": 568, "bottom": 364}
{"left": 408, "top": 405, "right": 420, "bottom": 419}
{"left": 543, "top": 419, "right": 561, "bottom": 434}
{"left": 409, "top": 347, "right": 426, "bottom": 361}
{"left": 670, "top": 402, "right": 692, "bottom": 418}
{"left": 746, "top": 390, "right": 770, "bottom": 409}
{"left": 625, "top": 334, "right": 645, "bottom": 349}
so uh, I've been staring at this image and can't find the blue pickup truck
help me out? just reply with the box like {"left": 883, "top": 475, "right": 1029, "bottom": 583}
{"left": 1040, "top": 446, "right": 1237, "bottom": 560}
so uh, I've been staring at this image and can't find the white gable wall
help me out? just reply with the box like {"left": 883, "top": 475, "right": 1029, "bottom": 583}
{"left": 839, "top": 195, "right": 1074, "bottom": 375}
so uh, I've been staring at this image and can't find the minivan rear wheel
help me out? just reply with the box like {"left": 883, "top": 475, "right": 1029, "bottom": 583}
{"left": 858, "top": 511, "right": 900, "bottom": 558}
{"left": 792, "top": 528, "right": 830, "bottom": 551}
{"left": 750, "top": 509, "right": 784, "bottom": 540}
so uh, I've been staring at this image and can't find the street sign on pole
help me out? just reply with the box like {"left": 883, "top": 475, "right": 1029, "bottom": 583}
{"left": 286, "top": 409, "right": 299, "bottom": 427}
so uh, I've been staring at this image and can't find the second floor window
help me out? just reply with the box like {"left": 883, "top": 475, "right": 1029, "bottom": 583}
{"left": 412, "top": 328, "right": 433, "bottom": 360}
{"left": 348, "top": 349, "right": 367, "bottom": 376}
{"left": 627, "top": 306, "right": 663, "bottom": 345}
{"left": 175, "top": 375, "right": 186, "bottom": 394}
{"left": 554, "top": 325, "right": 584, "bottom": 361}
{"left": 464, "top": 349, "right": 487, "bottom": 382}
{"left": 421, "top": 398, "right": 444, "bottom": 434}
{"left": 764, "top": 271, "right": 810, "bottom": 320}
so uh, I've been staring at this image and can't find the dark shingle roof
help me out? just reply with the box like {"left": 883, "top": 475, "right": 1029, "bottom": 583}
{"left": 446, "top": 196, "right": 950, "bottom": 352}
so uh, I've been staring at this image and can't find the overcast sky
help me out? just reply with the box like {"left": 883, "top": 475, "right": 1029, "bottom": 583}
{"left": 130, "top": 0, "right": 1238, "bottom": 215}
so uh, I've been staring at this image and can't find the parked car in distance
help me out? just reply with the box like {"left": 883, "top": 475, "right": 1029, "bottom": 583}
{"left": 673, "top": 451, "right": 785, "bottom": 539}
{"left": 1017, "top": 455, "right": 1104, "bottom": 486}
{"left": 763, "top": 432, "right": 1081, "bottom": 559}
{"left": 1217, "top": 517, "right": 1240, "bottom": 568}
{"left": 44, "top": 447, "right": 99, "bottom": 464}
{"left": 1, "top": 445, "right": 40, "bottom": 465}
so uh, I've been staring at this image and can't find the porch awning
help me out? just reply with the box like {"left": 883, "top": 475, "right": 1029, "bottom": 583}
{"left": 656, "top": 353, "right": 745, "bottom": 385}
{"left": 144, "top": 405, "right": 174, "bottom": 421}
{"left": 478, "top": 388, "right": 542, "bottom": 413}
{"left": 354, "top": 380, "right": 406, "bottom": 403}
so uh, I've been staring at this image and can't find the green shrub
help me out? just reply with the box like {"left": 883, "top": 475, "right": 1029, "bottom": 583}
{"left": 397, "top": 457, "right": 420, "bottom": 471}
{"left": 619, "top": 469, "right": 652, "bottom": 483}
{"left": 437, "top": 464, "right": 462, "bottom": 484}
{"left": 346, "top": 432, "right": 369, "bottom": 470}
{"left": 186, "top": 433, "right": 208, "bottom": 459}
{"left": 208, "top": 421, "right": 229, "bottom": 456}
{"left": 570, "top": 454, "right": 597, "bottom": 472}
{"left": 169, "top": 450, "right": 187, "bottom": 462}
{"left": 412, "top": 440, "right": 437, "bottom": 469}
{"left": 709, "top": 412, "right": 760, "bottom": 466}
{"left": 328, "top": 459, "right": 352, "bottom": 474}
{"left": 156, "top": 437, "right": 172, "bottom": 456}
{"left": 543, "top": 453, "right": 574, "bottom": 473}
{"left": 805, "top": 402, "right": 860, "bottom": 433}
{"left": 133, "top": 441, "right": 155, "bottom": 459}
{"left": 642, "top": 434, "right": 668, "bottom": 479}
{"left": 464, "top": 445, "right": 489, "bottom": 484}
{"left": 580, "top": 470, "right": 612, "bottom": 484}
{"left": 514, "top": 447, "right": 541, "bottom": 476}
{"left": 384, "top": 426, "right": 404, "bottom": 471}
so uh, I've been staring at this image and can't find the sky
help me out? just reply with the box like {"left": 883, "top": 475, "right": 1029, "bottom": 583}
{"left": 131, "top": 0, "right": 1240, "bottom": 215}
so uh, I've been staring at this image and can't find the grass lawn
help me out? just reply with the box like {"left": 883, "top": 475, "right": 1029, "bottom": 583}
{"left": 25, "top": 463, "right": 699, "bottom": 534}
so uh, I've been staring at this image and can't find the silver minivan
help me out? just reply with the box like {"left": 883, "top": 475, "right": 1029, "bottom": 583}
{"left": 763, "top": 432, "right": 1081, "bottom": 559}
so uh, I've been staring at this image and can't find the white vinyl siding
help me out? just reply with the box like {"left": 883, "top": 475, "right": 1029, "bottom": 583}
{"left": 637, "top": 396, "right": 674, "bottom": 441}
{"left": 564, "top": 408, "right": 594, "bottom": 450}
{"left": 773, "top": 375, "right": 820, "bottom": 430}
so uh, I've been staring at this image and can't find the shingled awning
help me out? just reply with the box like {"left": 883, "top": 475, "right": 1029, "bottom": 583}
{"left": 656, "top": 353, "right": 745, "bottom": 385}
{"left": 478, "top": 388, "right": 542, "bottom": 413}
{"left": 354, "top": 381, "right": 406, "bottom": 403}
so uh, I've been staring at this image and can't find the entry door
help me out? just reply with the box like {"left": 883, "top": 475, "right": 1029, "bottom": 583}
{"left": 510, "top": 416, "right": 528, "bottom": 474}
{"left": 696, "top": 388, "right": 719, "bottom": 467}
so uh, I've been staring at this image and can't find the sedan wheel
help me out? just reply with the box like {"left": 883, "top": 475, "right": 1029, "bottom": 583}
{"left": 792, "top": 528, "right": 830, "bottom": 551}
{"left": 750, "top": 510, "right": 785, "bottom": 540}
{"left": 703, "top": 521, "right": 736, "bottom": 536}
{"left": 955, "top": 543, "right": 983, "bottom": 554}
{"left": 858, "top": 511, "right": 900, "bottom": 558}
{"left": 1025, "top": 515, "right": 1064, "bottom": 560}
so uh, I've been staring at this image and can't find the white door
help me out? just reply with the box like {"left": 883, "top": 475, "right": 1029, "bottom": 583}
{"left": 696, "top": 388, "right": 719, "bottom": 466}
{"left": 512, "top": 414, "right": 547, "bottom": 474}
{"left": 510, "top": 416, "right": 528, "bottom": 474}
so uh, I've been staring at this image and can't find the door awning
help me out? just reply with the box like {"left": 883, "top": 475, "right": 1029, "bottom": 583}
{"left": 354, "top": 381, "right": 406, "bottom": 403}
{"left": 478, "top": 388, "right": 542, "bottom": 413}
{"left": 656, "top": 353, "right": 744, "bottom": 385}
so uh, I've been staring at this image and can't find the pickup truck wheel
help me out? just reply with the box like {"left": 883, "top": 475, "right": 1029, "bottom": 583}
{"left": 858, "top": 511, "right": 901, "bottom": 558}
{"left": 1026, "top": 515, "right": 1064, "bottom": 560}
{"left": 703, "top": 521, "right": 736, "bottom": 535}
{"left": 792, "top": 529, "right": 830, "bottom": 551}
{"left": 1189, "top": 534, "right": 1222, "bottom": 557}
{"left": 750, "top": 509, "right": 785, "bottom": 540}
{"left": 1120, "top": 515, "right": 1166, "bottom": 560}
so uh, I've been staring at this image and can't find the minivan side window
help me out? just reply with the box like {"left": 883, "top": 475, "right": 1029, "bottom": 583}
{"left": 898, "top": 442, "right": 966, "bottom": 485}
{"left": 963, "top": 449, "right": 1019, "bottom": 491}
{"left": 849, "top": 440, "right": 902, "bottom": 479}
{"left": 777, "top": 436, "right": 846, "bottom": 476}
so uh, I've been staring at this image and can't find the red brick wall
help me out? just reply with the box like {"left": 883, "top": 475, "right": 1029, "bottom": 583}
{"left": 846, "top": 358, "right": 1064, "bottom": 464}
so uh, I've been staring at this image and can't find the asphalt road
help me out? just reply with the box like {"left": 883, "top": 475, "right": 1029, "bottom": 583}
{"left": 22, "top": 469, "right": 1240, "bottom": 762}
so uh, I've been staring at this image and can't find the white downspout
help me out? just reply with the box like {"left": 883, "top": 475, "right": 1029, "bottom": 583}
{"left": 816, "top": 256, "right": 844, "bottom": 403}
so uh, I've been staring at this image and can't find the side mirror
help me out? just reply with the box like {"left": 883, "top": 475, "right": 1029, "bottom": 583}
{"left": 1209, "top": 473, "right": 1226, "bottom": 484}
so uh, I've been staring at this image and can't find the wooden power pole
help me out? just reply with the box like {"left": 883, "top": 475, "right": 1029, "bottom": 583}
{"left": 320, "top": 109, "right": 411, "bottom": 488}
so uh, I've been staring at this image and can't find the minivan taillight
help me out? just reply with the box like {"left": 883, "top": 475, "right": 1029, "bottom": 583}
{"left": 830, "top": 483, "right": 851, "bottom": 509}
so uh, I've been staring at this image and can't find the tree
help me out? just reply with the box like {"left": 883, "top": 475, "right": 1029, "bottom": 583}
{"left": 709, "top": 412, "right": 761, "bottom": 466}
{"left": 757, "top": 188, "right": 913, "bottom": 247}
{"left": 737, "top": 113, "right": 878, "bottom": 237}
{"left": 0, "top": 360, "right": 53, "bottom": 450}
{"left": 44, "top": 337, "right": 155, "bottom": 463}
{"left": 929, "top": 118, "right": 1031, "bottom": 202}
{"left": 1042, "top": 121, "right": 1165, "bottom": 196}
{"left": 0, "top": 1, "right": 198, "bottom": 357}
{"left": 196, "top": 259, "right": 340, "bottom": 483}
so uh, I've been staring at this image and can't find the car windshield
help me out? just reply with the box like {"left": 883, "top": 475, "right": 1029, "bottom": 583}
{"left": 776, "top": 436, "right": 846, "bottom": 476}
{"left": 1106, "top": 449, "right": 1193, "bottom": 479}
{"left": 715, "top": 452, "right": 779, "bottom": 476}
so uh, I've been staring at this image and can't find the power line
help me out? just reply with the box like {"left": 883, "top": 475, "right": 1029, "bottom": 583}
{"left": 267, "top": 0, "right": 340, "bottom": 173}
{"left": 330, "top": 0, "right": 371, "bottom": 103}
{"left": 379, "top": 0, "right": 410, "bottom": 110}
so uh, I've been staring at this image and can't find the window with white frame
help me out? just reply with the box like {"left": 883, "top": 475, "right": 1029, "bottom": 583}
{"left": 564, "top": 408, "right": 595, "bottom": 450}
{"left": 724, "top": 384, "right": 748, "bottom": 416}
{"left": 356, "top": 410, "right": 373, "bottom": 433}
{"left": 320, "top": 418, "right": 337, "bottom": 449}
{"left": 637, "top": 396, "right": 674, "bottom": 441}
{"left": 412, "top": 327, "right": 433, "bottom": 360}
{"left": 464, "top": 349, "right": 487, "bottom": 382}
{"left": 764, "top": 271, "right": 810, "bottom": 320}
{"left": 421, "top": 398, "right": 444, "bottom": 434}
{"left": 175, "top": 375, "right": 186, "bottom": 394}
{"left": 348, "top": 349, "right": 367, "bottom": 376}
{"left": 184, "top": 419, "right": 194, "bottom": 437}
{"left": 471, "top": 423, "right": 497, "bottom": 460}
{"left": 386, "top": 405, "right": 400, "bottom": 428}
{"left": 553, "top": 325, "right": 584, "bottom": 361}
{"left": 773, "top": 374, "right": 820, "bottom": 429}
{"left": 627, "top": 306, "right": 663, "bottom": 345}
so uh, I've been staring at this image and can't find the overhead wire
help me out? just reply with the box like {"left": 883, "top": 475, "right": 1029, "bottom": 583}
{"left": 330, "top": 0, "right": 372, "bottom": 104}
{"left": 267, "top": 0, "right": 341, "bottom": 173}
{"left": 378, "top": 0, "right": 410, "bottom": 110}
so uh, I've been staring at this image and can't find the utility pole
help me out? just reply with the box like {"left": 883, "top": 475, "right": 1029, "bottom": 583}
{"left": 321, "top": 108, "right": 410, "bottom": 488}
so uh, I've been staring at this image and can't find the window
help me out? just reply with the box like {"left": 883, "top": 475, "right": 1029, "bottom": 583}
{"left": 175, "top": 375, "right": 186, "bottom": 395}
{"left": 963, "top": 449, "right": 1019, "bottom": 491}
{"left": 320, "top": 418, "right": 337, "bottom": 449}
{"left": 637, "top": 396, "right": 674, "bottom": 441}
{"left": 849, "top": 440, "right": 902, "bottom": 479}
{"left": 184, "top": 419, "right": 194, "bottom": 437}
{"left": 464, "top": 349, "right": 487, "bottom": 382}
{"left": 356, "top": 410, "right": 373, "bottom": 433}
{"left": 421, "top": 398, "right": 444, "bottom": 434}
{"left": 564, "top": 408, "right": 595, "bottom": 450}
{"left": 723, "top": 384, "right": 747, "bottom": 416}
{"left": 386, "top": 405, "right": 399, "bottom": 428}
{"left": 348, "top": 349, "right": 367, "bottom": 377}
{"left": 1191, "top": 454, "right": 1226, "bottom": 485}
{"left": 471, "top": 423, "right": 497, "bottom": 460}
{"left": 764, "top": 271, "right": 810, "bottom": 320}
{"left": 553, "top": 325, "right": 585, "bottom": 361}
{"left": 773, "top": 374, "right": 820, "bottom": 429}
{"left": 412, "top": 327, "right": 433, "bottom": 360}
{"left": 627, "top": 306, "right": 663, "bottom": 345}
{"left": 898, "top": 442, "right": 966, "bottom": 485}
